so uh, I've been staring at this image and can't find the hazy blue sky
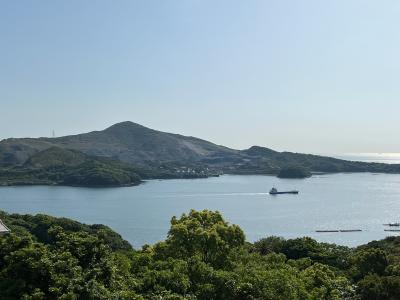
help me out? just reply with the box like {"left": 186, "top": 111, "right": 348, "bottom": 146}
{"left": 1, "top": 1, "right": 399, "bottom": 154}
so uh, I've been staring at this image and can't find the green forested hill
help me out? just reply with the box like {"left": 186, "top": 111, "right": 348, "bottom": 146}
{"left": 0, "top": 209, "right": 399, "bottom": 299}
{"left": 0, "top": 147, "right": 142, "bottom": 187}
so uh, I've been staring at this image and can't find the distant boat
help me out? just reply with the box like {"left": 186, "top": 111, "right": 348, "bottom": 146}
{"left": 269, "top": 187, "right": 299, "bottom": 195}
{"left": 383, "top": 223, "right": 400, "bottom": 227}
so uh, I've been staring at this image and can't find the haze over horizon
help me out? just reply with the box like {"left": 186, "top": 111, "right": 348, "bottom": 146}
{"left": 1, "top": 1, "right": 400, "bottom": 153}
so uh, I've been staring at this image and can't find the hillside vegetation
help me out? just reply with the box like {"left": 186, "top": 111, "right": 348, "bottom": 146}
{"left": 0, "top": 209, "right": 399, "bottom": 299}
{"left": 277, "top": 165, "right": 312, "bottom": 178}
{"left": 0, "top": 147, "right": 142, "bottom": 187}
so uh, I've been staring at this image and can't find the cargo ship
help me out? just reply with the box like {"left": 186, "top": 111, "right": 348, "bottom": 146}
{"left": 269, "top": 187, "right": 299, "bottom": 195}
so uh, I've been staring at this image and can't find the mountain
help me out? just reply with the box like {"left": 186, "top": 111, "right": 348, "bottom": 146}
{"left": 0, "top": 121, "right": 238, "bottom": 167}
{"left": 1, "top": 121, "right": 400, "bottom": 177}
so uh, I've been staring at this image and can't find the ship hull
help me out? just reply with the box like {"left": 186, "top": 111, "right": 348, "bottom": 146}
{"left": 269, "top": 191, "right": 299, "bottom": 195}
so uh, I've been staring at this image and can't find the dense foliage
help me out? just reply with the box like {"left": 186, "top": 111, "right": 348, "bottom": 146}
{"left": 1, "top": 209, "right": 400, "bottom": 299}
{"left": 0, "top": 147, "right": 142, "bottom": 187}
{"left": 277, "top": 165, "right": 312, "bottom": 178}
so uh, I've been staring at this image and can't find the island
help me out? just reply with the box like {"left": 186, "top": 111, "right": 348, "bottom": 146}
{"left": 1, "top": 121, "right": 400, "bottom": 187}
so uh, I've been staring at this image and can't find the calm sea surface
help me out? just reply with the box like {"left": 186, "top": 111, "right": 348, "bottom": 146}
{"left": 1, "top": 171, "right": 400, "bottom": 248}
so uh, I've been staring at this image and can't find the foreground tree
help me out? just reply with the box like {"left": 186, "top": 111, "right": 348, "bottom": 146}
{"left": 351, "top": 248, "right": 388, "bottom": 280}
{"left": 2, "top": 209, "right": 400, "bottom": 299}
{"left": 158, "top": 210, "right": 245, "bottom": 267}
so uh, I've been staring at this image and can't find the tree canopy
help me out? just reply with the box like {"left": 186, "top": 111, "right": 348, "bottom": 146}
{"left": 277, "top": 166, "right": 312, "bottom": 179}
{"left": 0, "top": 209, "right": 399, "bottom": 299}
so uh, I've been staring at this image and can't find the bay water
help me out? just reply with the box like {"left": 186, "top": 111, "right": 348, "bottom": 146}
{"left": 1, "top": 172, "right": 400, "bottom": 248}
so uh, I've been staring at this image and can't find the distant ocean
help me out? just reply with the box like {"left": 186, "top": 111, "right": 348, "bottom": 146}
{"left": 330, "top": 153, "right": 400, "bottom": 164}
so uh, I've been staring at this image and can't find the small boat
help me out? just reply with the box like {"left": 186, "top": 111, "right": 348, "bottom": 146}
{"left": 383, "top": 223, "right": 400, "bottom": 227}
{"left": 269, "top": 187, "right": 299, "bottom": 195}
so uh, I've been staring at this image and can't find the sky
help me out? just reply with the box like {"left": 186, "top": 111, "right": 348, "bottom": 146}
{"left": 1, "top": 0, "right": 400, "bottom": 154}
